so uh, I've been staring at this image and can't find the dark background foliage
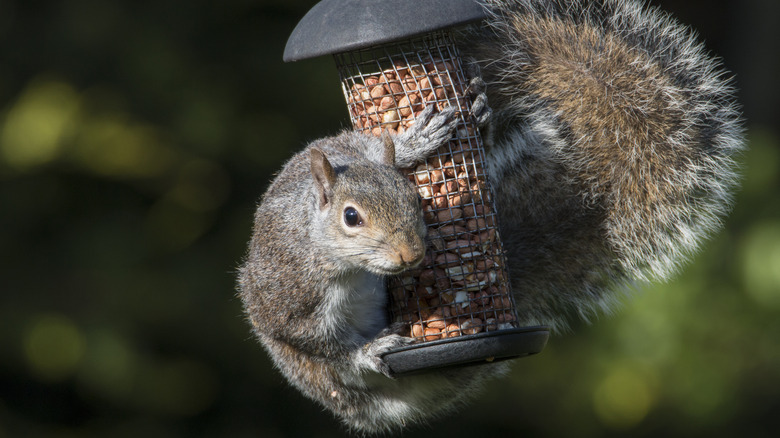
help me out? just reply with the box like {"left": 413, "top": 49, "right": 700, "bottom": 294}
{"left": 1, "top": 1, "right": 778, "bottom": 437}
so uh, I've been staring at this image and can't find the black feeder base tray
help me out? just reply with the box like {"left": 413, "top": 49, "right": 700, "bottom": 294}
{"left": 382, "top": 326, "right": 550, "bottom": 377}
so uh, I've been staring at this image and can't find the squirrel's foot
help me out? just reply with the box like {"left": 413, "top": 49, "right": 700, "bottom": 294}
{"left": 466, "top": 75, "right": 492, "bottom": 128}
{"left": 381, "top": 322, "right": 409, "bottom": 336}
{"left": 359, "top": 330, "right": 413, "bottom": 378}
{"left": 393, "top": 104, "right": 459, "bottom": 168}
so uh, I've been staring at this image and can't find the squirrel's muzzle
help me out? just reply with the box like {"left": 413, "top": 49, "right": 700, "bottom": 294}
{"left": 394, "top": 235, "right": 426, "bottom": 270}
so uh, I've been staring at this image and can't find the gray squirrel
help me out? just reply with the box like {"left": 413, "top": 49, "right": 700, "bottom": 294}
{"left": 238, "top": 0, "right": 744, "bottom": 433}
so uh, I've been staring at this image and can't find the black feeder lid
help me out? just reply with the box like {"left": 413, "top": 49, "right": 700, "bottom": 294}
{"left": 283, "top": 0, "right": 488, "bottom": 62}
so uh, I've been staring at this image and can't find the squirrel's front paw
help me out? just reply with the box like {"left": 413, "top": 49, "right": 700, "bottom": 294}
{"left": 393, "top": 105, "right": 459, "bottom": 167}
{"left": 414, "top": 104, "right": 460, "bottom": 146}
{"left": 361, "top": 332, "right": 413, "bottom": 378}
{"left": 466, "top": 76, "right": 492, "bottom": 127}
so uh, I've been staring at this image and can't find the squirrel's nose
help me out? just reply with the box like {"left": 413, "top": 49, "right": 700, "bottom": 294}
{"left": 398, "top": 243, "right": 425, "bottom": 268}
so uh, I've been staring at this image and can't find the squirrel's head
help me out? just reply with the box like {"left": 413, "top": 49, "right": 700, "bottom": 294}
{"left": 309, "top": 137, "right": 426, "bottom": 276}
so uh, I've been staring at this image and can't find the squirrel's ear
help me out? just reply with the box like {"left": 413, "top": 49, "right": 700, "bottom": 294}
{"left": 310, "top": 146, "right": 336, "bottom": 211}
{"left": 380, "top": 131, "right": 396, "bottom": 167}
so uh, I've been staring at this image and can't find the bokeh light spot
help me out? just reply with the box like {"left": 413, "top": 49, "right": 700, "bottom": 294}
{"left": 0, "top": 78, "right": 80, "bottom": 169}
{"left": 70, "top": 114, "right": 177, "bottom": 179}
{"left": 741, "top": 222, "right": 780, "bottom": 308}
{"left": 593, "top": 365, "right": 657, "bottom": 430}
{"left": 77, "top": 329, "right": 137, "bottom": 402}
{"left": 23, "top": 313, "right": 86, "bottom": 382}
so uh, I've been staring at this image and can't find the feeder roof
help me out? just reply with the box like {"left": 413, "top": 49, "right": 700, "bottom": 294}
{"left": 283, "top": 0, "right": 487, "bottom": 62}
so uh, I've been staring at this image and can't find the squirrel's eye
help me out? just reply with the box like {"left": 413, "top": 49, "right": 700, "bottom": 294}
{"left": 344, "top": 207, "right": 362, "bottom": 227}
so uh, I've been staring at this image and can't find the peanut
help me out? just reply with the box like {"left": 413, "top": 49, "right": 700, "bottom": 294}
{"left": 436, "top": 208, "right": 462, "bottom": 223}
{"left": 438, "top": 224, "right": 469, "bottom": 239}
{"left": 423, "top": 327, "right": 441, "bottom": 341}
{"left": 426, "top": 312, "right": 447, "bottom": 329}
{"left": 411, "top": 322, "right": 424, "bottom": 338}
{"left": 415, "top": 285, "right": 437, "bottom": 299}
{"left": 381, "top": 109, "right": 400, "bottom": 129}
{"left": 418, "top": 268, "right": 445, "bottom": 287}
{"left": 370, "top": 83, "right": 386, "bottom": 100}
{"left": 432, "top": 194, "right": 448, "bottom": 209}
{"left": 434, "top": 252, "right": 460, "bottom": 268}
{"left": 460, "top": 318, "right": 483, "bottom": 335}
{"left": 448, "top": 192, "right": 470, "bottom": 207}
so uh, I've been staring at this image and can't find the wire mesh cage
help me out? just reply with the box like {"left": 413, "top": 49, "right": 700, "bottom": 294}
{"left": 335, "top": 30, "right": 520, "bottom": 343}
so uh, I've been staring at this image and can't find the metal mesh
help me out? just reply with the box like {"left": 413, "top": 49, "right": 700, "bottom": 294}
{"left": 335, "top": 31, "right": 519, "bottom": 342}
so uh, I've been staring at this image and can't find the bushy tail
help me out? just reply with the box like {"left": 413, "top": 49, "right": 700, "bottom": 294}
{"left": 462, "top": 0, "right": 744, "bottom": 328}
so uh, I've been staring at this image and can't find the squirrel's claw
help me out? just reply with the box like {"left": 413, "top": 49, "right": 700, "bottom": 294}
{"left": 466, "top": 75, "right": 492, "bottom": 128}
{"left": 378, "top": 322, "right": 409, "bottom": 337}
{"left": 362, "top": 332, "right": 413, "bottom": 379}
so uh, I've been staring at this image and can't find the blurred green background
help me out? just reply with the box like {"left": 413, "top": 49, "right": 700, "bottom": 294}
{"left": 0, "top": 0, "right": 778, "bottom": 437}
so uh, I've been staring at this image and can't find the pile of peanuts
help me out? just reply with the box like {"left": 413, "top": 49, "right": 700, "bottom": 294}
{"left": 347, "top": 59, "right": 458, "bottom": 136}
{"left": 344, "top": 55, "right": 518, "bottom": 342}
{"left": 390, "top": 158, "right": 518, "bottom": 341}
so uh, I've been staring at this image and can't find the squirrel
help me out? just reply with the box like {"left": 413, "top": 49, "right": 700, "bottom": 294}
{"left": 238, "top": 0, "right": 744, "bottom": 433}
{"left": 238, "top": 104, "right": 490, "bottom": 431}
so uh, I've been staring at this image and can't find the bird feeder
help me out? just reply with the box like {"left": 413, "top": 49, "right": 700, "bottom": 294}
{"left": 284, "top": 0, "right": 549, "bottom": 376}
